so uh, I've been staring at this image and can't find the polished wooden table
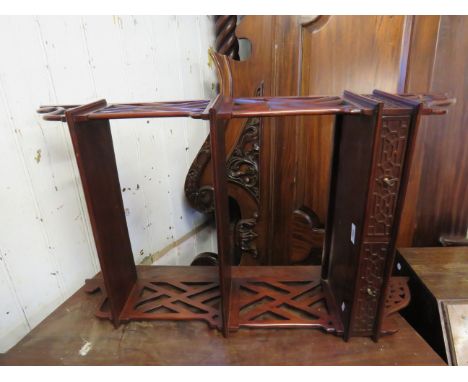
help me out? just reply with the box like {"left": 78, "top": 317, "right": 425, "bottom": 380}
{"left": 396, "top": 247, "right": 468, "bottom": 363}
{"left": 0, "top": 266, "right": 444, "bottom": 365}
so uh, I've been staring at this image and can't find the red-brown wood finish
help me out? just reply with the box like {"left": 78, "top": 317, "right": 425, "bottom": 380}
{"left": 38, "top": 48, "right": 452, "bottom": 340}
{"left": 64, "top": 100, "right": 137, "bottom": 327}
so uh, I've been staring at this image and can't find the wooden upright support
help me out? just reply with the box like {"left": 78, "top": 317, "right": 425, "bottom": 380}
{"left": 65, "top": 100, "right": 137, "bottom": 327}
{"left": 209, "top": 105, "right": 233, "bottom": 337}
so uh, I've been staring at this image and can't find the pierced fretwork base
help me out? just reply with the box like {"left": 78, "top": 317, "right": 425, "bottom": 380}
{"left": 84, "top": 266, "right": 408, "bottom": 337}
{"left": 84, "top": 266, "right": 221, "bottom": 329}
{"left": 230, "top": 266, "right": 342, "bottom": 333}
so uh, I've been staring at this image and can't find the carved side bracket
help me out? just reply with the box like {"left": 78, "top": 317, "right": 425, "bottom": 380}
{"left": 381, "top": 276, "right": 411, "bottom": 335}
{"left": 184, "top": 137, "right": 215, "bottom": 213}
{"left": 226, "top": 82, "right": 263, "bottom": 202}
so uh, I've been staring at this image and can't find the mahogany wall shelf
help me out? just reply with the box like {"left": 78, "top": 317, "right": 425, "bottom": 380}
{"left": 37, "top": 51, "right": 452, "bottom": 340}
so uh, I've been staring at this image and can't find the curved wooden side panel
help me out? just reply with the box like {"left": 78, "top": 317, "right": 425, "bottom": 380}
{"left": 210, "top": 49, "right": 233, "bottom": 98}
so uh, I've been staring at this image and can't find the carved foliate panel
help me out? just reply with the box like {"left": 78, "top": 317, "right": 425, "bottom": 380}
{"left": 367, "top": 117, "right": 410, "bottom": 237}
{"left": 184, "top": 82, "right": 263, "bottom": 213}
{"left": 226, "top": 119, "right": 261, "bottom": 201}
{"left": 226, "top": 82, "right": 263, "bottom": 202}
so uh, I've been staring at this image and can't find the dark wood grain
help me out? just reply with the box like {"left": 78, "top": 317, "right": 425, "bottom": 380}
{"left": 398, "top": 16, "right": 467, "bottom": 246}
{"left": 412, "top": 16, "right": 468, "bottom": 245}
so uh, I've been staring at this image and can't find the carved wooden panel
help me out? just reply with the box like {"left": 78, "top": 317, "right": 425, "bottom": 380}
{"left": 367, "top": 117, "right": 410, "bottom": 237}
{"left": 351, "top": 242, "right": 388, "bottom": 335}
{"left": 235, "top": 214, "right": 259, "bottom": 260}
{"left": 381, "top": 276, "right": 410, "bottom": 335}
{"left": 85, "top": 269, "right": 221, "bottom": 329}
{"left": 185, "top": 137, "right": 214, "bottom": 213}
{"left": 237, "top": 279, "right": 334, "bottom": 329}
{"left": 226, "top": 111, "right": 261, "bottom": 202}
{"left": 230, "top": 266, "right": 342, "bottom": 332}
{"left": 384, "top": 276, "right": 410, "bottom": 317}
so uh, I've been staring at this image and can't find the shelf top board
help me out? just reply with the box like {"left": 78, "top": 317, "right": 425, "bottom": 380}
{"left": 37, "top": 91, "right": 454, "bottom": 122}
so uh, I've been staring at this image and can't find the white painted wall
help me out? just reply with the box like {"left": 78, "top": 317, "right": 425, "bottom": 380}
{"left": 0, "top": 15, "right": 217, "bottom": 352}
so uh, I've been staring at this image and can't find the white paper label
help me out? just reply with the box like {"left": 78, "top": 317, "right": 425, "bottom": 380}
{"left": 351, "top": 223, "right": 356, "bottom": 244}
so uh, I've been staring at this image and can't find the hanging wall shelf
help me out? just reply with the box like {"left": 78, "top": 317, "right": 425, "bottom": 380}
{"left": 37, "top": 50, "right": 453, "bottom": 340}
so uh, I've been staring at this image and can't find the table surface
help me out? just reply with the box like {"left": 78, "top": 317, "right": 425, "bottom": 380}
{"left": 398, "top": 247, "right": 468, "bottom": 300}
{"left": 0, "top": 265, "right": 445, "bottom": 366}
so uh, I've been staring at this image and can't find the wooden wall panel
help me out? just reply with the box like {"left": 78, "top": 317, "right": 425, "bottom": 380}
{"left": 397, "top": 16, "right": 441, "bottom": 246}
{"left": 411, "top": 16, "right": 468, "bottom": 245}
{"left": 398, "top": 16, "right": 468, "bottom": 246}
{"left": 267, "top": 15, "right": 466, "bottom": 260}
{"left": 299, "top": 15, "right": 407, "bottom": 220}
{"left": 269, "top": 16, "right": 410, "bottom": 263}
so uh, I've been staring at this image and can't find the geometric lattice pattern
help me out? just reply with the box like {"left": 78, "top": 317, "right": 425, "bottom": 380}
{"left": 83, "top": 267, "right": 408, "bottom": 337}
{"left": 84, "top": 278, "right": 221, "bottom": 329}
{"left": 237, "top": 279, "right": 338, "bottom": 332}
{"left": 350, "top": 114, "right": 412, "bottom": 335}
{"left": 352, "top": 243, "right": 388, "bottom": 335}
{"left": 85, "top": 266, "right": 343, "bottom": 335}
{"left": 368, "top": 117, "right": 409, "bottom": 237}
{"left": 128, "top": 281, "right": 220, "bottom": 328}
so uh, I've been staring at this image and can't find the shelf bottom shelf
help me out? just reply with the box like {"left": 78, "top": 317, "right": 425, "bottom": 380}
{"left": 84, "top": 265, "right": 408, "bottom": 337}
{"left": 84, "top": 266, "right": 222, "bottom": 329}
{"left": 229, "top": 266, "right": 342, "bottom": 334}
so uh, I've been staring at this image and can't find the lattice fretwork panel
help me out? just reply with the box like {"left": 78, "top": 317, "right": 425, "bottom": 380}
{"left": 351, "top": 242, "right": 388, "bottom": 335}
{"left": 85, "top": 278, "right": 221, "bottom": 329}
{"left": 232, "top": 274, "right": 340, "bottom": 333}
{"left": 367, "top": 116, "right": 410, "bottom": 237}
